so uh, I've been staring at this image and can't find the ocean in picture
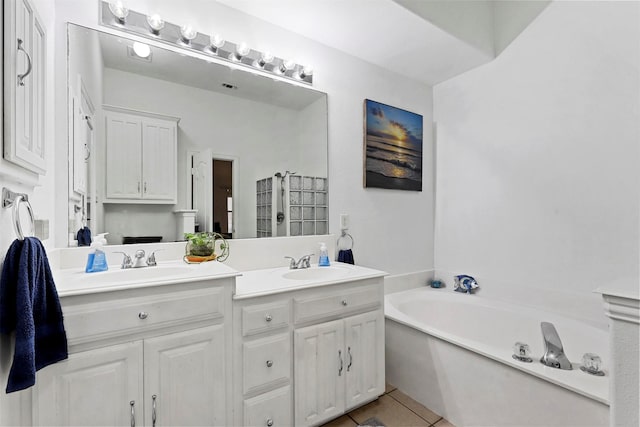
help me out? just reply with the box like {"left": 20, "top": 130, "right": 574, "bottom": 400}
{"left": 364, "top": 99, "right": 423, "bottom": 191}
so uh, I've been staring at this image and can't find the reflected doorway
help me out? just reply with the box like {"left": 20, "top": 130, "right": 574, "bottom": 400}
{"left": 213, "top": 159, "right": 233, "bottom": 238}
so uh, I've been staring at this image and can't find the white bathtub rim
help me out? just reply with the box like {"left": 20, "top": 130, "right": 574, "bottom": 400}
{"left": 384, "top": 288, "right": 609, "bottom": 405}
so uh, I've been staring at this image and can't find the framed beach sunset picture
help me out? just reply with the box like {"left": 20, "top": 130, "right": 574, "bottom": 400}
{"left": 363, "top": 99, "right": 423, "bottom": 191}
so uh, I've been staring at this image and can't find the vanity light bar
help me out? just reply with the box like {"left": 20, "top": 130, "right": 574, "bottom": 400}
{"left": 99, "top": 1, "right": 313, "bottom": 85}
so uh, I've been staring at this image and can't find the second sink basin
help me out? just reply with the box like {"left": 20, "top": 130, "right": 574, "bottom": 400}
{"left": 282, "top": 265, "right": 351, "bottom": 281}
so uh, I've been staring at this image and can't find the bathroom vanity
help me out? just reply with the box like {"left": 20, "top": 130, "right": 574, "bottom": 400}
{"left": 233, "top": 265, "right": 386, "bottom": 426}
{"left": 1, "top": 256, "right": 385, "bottom": 427}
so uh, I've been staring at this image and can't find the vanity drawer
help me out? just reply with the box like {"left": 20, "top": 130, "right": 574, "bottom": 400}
{"left": 244, "top": 386, "right": 292, "bottom": 427}
{"left": 63, "top": 286, "right": 225, "bottom": 344}
{"left": 243, "top": 333, "right": 291, "bottom": 395}
{"left": 242, "top": 300, "right": 290, "bottom": 337}
{"left": 293, "top": 284, "right": 380, "bottom": 325}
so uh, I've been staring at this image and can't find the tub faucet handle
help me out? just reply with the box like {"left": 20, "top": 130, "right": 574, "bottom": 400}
{"left": 540, "top": 322, "right": 572, "bottom": 370}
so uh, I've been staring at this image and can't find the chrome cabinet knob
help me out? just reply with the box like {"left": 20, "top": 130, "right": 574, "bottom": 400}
{"left": 266, "top": 419, "right": 274, "bottom": 427}
{"left": 266, "top": 360, "right": 274, "bottom": 368}
{"left": 138, "top": 312, "right": 148, "bottom": 320}
{"left": 265, "top": 314, "right": 273, "bottom": 322}
{"left": 341, "top": 300, "right": 348, "bottom": 306}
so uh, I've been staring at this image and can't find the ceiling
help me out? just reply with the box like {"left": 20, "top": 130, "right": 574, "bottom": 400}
{"left": 215, "top": 0, "right": 550, "bottom": 86}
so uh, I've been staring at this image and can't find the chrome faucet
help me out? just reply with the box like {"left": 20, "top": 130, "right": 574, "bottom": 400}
{"left": 540, "top": 322, "right": 572, "bottom": 370}
{"left": 114, "top": 249, "right": 162, "bottom": 269}
{"left": 284, "top": 254, "right": 313, "bottom": 269}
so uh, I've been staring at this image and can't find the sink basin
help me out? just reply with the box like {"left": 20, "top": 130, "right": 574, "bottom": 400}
{"left": 282, "top": 266, "right": 351, "bottom": 281}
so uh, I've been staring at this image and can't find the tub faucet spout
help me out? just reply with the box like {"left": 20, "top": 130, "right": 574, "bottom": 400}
{"left": 540, "top": 322, "right": 572, "bottom": 370}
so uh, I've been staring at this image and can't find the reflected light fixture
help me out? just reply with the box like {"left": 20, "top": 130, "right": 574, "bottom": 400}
{"left": 146, "top": 14, "right": 165, "bottom": 35}
{"left": 132, "top": 42, "right": 151, "bottom": 58}
{"left": 99, "top": 1, "right": 313, "bottom": 85}
{"left": 108, "top": 1, "right": 129, "bottom": 23}
{"left": 180, "top": 24, "right": 197, "bottom": 44}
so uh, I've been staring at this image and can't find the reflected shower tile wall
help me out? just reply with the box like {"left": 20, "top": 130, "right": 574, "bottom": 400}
{"left": 289, "top": 175, "right": 328, "bottom": 237}
{"left": 256, "top": 177, "right": 273, "bottom": 238}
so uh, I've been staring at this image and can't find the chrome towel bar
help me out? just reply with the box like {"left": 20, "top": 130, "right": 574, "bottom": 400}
{"left": 2, "top": 187, "right": 35, "bottom": 240}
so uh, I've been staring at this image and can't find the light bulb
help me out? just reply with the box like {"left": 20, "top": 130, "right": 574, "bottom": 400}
{"left": 180, "top": 24, "right": 197, "bottom": 44}
{"left": 254, "top": 51, "right": 274, "bottom": 68}
{"left": 146, "top": 14, "right": 164, "bottom": 33}
{"left": 210, "top": 34, "right": 225, "bottom": 49}
{"left": 279, "top": 59, "right": 296, "bottom": 73}
{"left": 108, "top": 1, "right": 129, "bottom": 21}
{"left": 132, "top": 42, "right": 151, "bottom": 58}
{"left": 231, "top": 42, "right": 250, "bottom": 61}
{"left": 299, "top": 65, "right": 313, "bottom": 79}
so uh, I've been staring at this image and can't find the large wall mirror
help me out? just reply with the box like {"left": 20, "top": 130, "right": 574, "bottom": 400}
{"left": 67, "top": 24, "right": 328, "bottom": 246}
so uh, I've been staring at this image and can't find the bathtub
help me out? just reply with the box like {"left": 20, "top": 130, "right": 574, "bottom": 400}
{"left": 385, "top": 287, "right": 610, "bottom": 427}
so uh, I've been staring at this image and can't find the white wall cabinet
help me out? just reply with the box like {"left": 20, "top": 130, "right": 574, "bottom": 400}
{"left": 32, "top": 279, "right": 233, "bottom": 426}
{"left": 104, "top": 105, "right": 179, "bottom": 204}
{"left": 294, "top": 311, "right": 384, "bottom": 426}
{"left": 3, "top": 0, "right": 47, "bottom": 174}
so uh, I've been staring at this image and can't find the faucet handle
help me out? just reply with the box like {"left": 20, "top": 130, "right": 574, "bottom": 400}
{"left": 284, "top": 256, "right": 297, "bottom": 269}
{"left": 147, "top": 249, "right": 163, "bottom": 266}
{"left": 113, "top": 251, "right": 133, "bottom": 269}
{"left": 300, "top": 254, "right": 314, "bottom": 268}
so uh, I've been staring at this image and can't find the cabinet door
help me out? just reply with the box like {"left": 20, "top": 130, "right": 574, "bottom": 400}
{"left": 105, "top": 112, "right": 142, "bottom": 199}
{"left": 141, "top": 119, "right": 176, "bottom": 201}
{"left": 294, "top": 319, "right": 345, "bottom": 426}
{"left": 144, "top": 325, "right": 226, "bottom": 426}
{"left": 3, "top": 0, "right": 47, "bottom": 174}
{"left": 34, "top": 341, "right": 144, "bottom": 426}
{"left": 345, "top": 310, "right": 385, "bottom": 410}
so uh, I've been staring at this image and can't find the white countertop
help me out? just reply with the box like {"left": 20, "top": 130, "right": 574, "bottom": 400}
{"left": 234, "top": 262, "right": 387, "bottom": 299}
{"left": 53, "top": 260, "right": 240, "bottom": 297}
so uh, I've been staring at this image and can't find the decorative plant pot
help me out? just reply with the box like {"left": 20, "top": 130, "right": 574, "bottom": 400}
{"left": 184, "top": 232, "right": 229, "bottom": 263}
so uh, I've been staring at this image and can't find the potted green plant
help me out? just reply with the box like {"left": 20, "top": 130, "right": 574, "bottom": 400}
{"left": 183, "top": 232, "right": 229, "bottom": 262}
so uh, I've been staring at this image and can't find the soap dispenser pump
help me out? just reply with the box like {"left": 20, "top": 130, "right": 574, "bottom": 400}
{"left": 318, "top": 242, "right": 330, "bottom": 267}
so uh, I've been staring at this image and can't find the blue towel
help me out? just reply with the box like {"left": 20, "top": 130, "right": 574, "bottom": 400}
{"left": 337, "top": 249, "right": 355, "bottom": 265}
{"left": 76, "top": 226, "right": 92, "bottom": 246}
{"left": 0, "top": 237, "right": 68, "bottom": 393}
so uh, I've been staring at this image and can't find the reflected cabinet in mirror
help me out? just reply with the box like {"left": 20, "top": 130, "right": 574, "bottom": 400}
{"left": 67, "top": 24, "right": 328, "bottom": 246}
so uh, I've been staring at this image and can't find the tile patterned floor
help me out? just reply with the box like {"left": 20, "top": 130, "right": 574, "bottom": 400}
{"left": 320, "top": 383, "right": 456, "bottom": 427}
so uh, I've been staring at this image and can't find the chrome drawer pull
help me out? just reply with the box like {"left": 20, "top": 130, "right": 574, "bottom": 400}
{"left": 338, "top": 350, "right": 343, "bottom": 376}
{"left": 130, "top": 401, "right": 135, "bottom": 427}
{"left": 152, "top": 395, "right": 157, "bottom": 427}
{"left": 138, "top": 312, "right": 148, "bottom": 319}
{"left": 266, "top": 419, "right": 274, "bottom": 427}
{"left": 266, "top": 360, "right": 274, "bottom": 368}
{"left": 17, "top": 39, "right": 32, "bottom": 86}
{"left": 347, "top": 347, "right": 353, "bottom": 371}
{"left": 265, "top": 314, "right": 273, "bottom": 322}
{"left": 341, "top": 300, "right": 348, "bottom": 306}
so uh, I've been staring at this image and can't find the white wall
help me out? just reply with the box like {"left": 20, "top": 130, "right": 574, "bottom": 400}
{"left": 433, "top": 1, "right": 639, "bottom": 324}
{"left": 52, "top": 0, "right": 435, "bottom": 275}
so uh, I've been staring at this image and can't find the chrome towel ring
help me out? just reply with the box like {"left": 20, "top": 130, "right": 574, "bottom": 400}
{"left": 336, "top": 230, "right": 354, "bottom": 250}
{"left": 2, "top": 187, "right": 35, "bottom": 240}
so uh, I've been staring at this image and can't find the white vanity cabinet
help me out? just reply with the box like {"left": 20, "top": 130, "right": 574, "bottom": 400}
{"left": 233, "top": 277, "right": 385, "bottom": 427}
{"left": 103, "top": 105, "right": 179, "bottom": 204}
{"left": 3, "top": 0, "right": 47, "bottom": 174}
{"left": 33, "top": 278, "right": 233, "bottom": 426}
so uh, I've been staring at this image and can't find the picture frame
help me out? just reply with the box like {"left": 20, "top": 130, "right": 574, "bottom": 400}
{"left": 363, "top": 99, "right": 423, "bottom": 191}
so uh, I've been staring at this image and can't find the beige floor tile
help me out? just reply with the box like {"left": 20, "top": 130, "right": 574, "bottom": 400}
{"left": 434, "top": 419, "right": 456, "bottom": 427}
{"left": 320, "top": 414, "right": 358, "bottom": 427}
{"left": 385, "top": 382, "right": 398, "bottom": 394}
{"left": 388, "top": 389, "right": 442, "bottom": 425}
{"left": 349, "top": 395, "right": 430, "bottom": 427}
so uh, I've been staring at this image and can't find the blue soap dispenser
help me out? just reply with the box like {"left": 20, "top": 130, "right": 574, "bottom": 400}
{"left": 85, "top": 233, "right": 109, "bottom": 273}
{"left": 318, "top": 242, "right": 330, "bottom": 267}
